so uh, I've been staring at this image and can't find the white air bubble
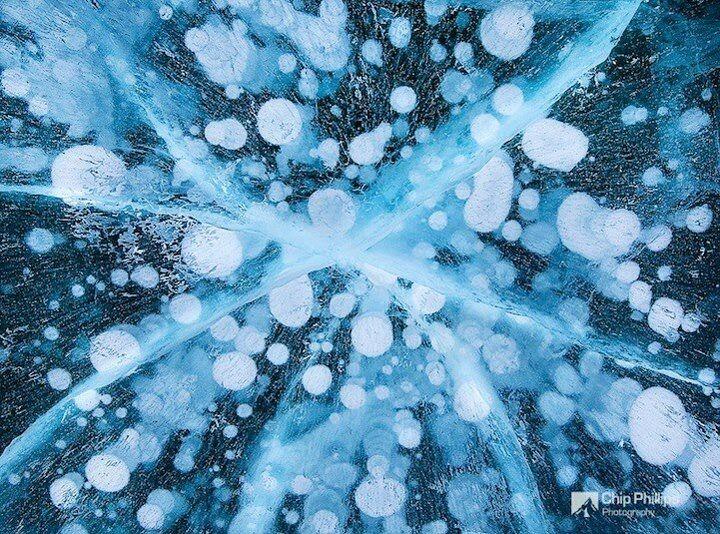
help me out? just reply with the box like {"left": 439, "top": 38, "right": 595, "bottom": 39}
{"left": 266, "top": 343, "right": 289, "bottom": 365}
{"left": 269, "top": 275, "right": 314, "bottom": 328}
{"left": 411, "top": 284, "right": 445, "bottom": 315}
{"left": 679, "top": 107, "right": 710, "bottom": 135}
{"left": 689, "top": 442, "right": 720, "bottom": 497}
{"left": 662, "top": 481, "right": 692, "bottom": 508}
{"left": 645, "top": 224, "right": 672, "bottom": 252}
{"left": 169, "top": 294, "right": 202, "bottom": 324}
{"left": 89, "top": 330, "right": 142, "bottom": 373}
{"left": 354, "top": 475, "right": 406, "bottom": 517}
{"left": 302, "top": 364, "right": 333, "bottom": 395}
{"left": 351, "top": 314, "right": 393, "bottom": 357}
{"left": 389, "top": 86, "right": 417, "bottom": 114}
{"left": 181, "top": 225, "right": 243, "bottom": 278}
{"left": 518, "top": 188, "right": 539, "bottom": 210}
{"left": 50, "top": 477, "right": 80, "bottom": 509}
{"left": 470, "top": 113, "right": 500, "bottom": 145}
{"left": 75, "top": 389, "right": 101, "bottom": 411}
{"left": 210, "top": 316, "right": 240, "bottom": 342}
{"left": 491, "top": 84, "right": 524, "bottom": 116}
{"left": 308, "top": 188, "right": 356, "bottom": 235}
{"left": 388, "top": 17, "right": 411, "bottom": 48}
{"left": 603, "top": 209, "right": 641, "bottom": 249}
{"left": 349, "top": 123, "right": 392, "bottom": 166}
{"left": 51, "top": 145, "right": 126, "bottom": 198}
{"left": 340, "top": 384, "right": 366, "bottom": 409}
{"left": 463, "top": 156, "right": 514, "bottom": 233}
{"left": 137, "top": 503, "right": 165, "bottom": 530}
{"left": 480, "top": 4, "right": 534, "bottom": 61}
{"left": 47, "top": 368, "right": 72, "bottom": 390}
{"left": 85, "top": 454, "right": 130, "bottom": 493}
{"left": 212, "top": 351, "right": 257, "bottom": 390}
{"left": 686, "top": 204, "right": 713, "bottom": 233}
{"left": 648, "top": 297, "right": 683, "bottom": 338}
{"left": 25, "top": 228, "right": 54, "bottom": 253}
{"left": 204, "top": 118, "right": 247, "bottom": 150}
{"left": 257, "top": 99, "right": 302, "bottom": 145}
{"left": 629, "top": 387, "right": 689, "bottom": 466}
{"left": 522, "top": 119, "right": 588, "bottom": 172}
{"left": 131, "top": 265, "right": 159, "bottom": 288}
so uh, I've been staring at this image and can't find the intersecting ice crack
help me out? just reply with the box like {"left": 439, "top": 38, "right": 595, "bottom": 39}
{"left": 0, "top": 0, "right": 673, "bottom": 491}
{"left": 348, "top": 0, "right": 644, "bottom": 249}
{"left": 1, "top": 1, "right": 691, "bottom": 425}
{"left": 0, "top": 0, "right": 718, "bottom": 532}
{"left": 29, "top": 0, "right": 702, "bottom": 393}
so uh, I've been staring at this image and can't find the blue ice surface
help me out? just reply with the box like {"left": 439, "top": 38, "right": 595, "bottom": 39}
{"left": 0, "top": 0, "right": 718, "bottom": 532}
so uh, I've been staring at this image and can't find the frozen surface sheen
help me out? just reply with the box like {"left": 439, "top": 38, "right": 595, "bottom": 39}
{"left": 0, "top": 0, "right": 718, "bottom": 533}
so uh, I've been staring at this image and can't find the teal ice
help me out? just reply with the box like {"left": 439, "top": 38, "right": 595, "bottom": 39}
{"left": 0, "top": 0, "right": 718, "bottom": 532}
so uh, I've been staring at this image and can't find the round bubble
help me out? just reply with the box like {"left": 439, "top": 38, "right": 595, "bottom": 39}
{"left": 85, "top": 454, "right": 130, "bottom": 492}
{"left": 302, "top": 364, "right": 333, "bottom": 395}
{"left": 351, "top": 314, "right": 393, "bottom": 357}
{"left": 212, "top": 352, "right": 257, "bottom": 390}
{"left": 354, "top": 476, "right": 406, "bottom": 518}
{"left": 629, "top": 387, "right": 689, "bottom": 465}
{"left": 257, "top": 99, "right": 302, "bottom": 145}
{"left": 89, "top": 330, "right": 142, "bottom": 373}
{"left": 181, "top": 225, "right": 243, "bottom": 278}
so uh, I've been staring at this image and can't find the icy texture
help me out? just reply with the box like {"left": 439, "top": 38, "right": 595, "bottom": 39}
{"left": 0, "top": 0, "right": 718, "bottom": 533}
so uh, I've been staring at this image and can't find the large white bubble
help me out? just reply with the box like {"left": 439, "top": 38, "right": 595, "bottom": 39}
{"left": 51, "top": 145, "right": 126, "bottom": 198}
{"left": 212, "top": 351, "right": 258, "bottom": 390}
{"left": 269, "top": 275, "right": 314, "bottom": 328}
{"left": 629, "top": 387, "right": 689, "bottom": 466}
{"left": 351, "top": 313, "right": 393, "bottom": 357}
{"left": 257, "top": 98, "right": 302, "bottom": 145}
{"left": 354, "top": 475, "right": 406, "bottom": 518}
{"left": 85, "top": 454, "right": 130, "bottom": 492}
{"left": 181, "top": 225, "right": 244, "bottom": 278}
{"left": 89, "top": 329, "right": 142, "bottom": 373}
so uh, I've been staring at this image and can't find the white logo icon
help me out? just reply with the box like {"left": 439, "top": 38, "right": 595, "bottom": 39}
{"left": 571, "top": 492, "right": 599, "bottom": 517}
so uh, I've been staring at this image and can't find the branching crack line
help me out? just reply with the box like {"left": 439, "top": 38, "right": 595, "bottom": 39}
{"left": 0, "top": 3, "right": 672, "bottom": 533}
